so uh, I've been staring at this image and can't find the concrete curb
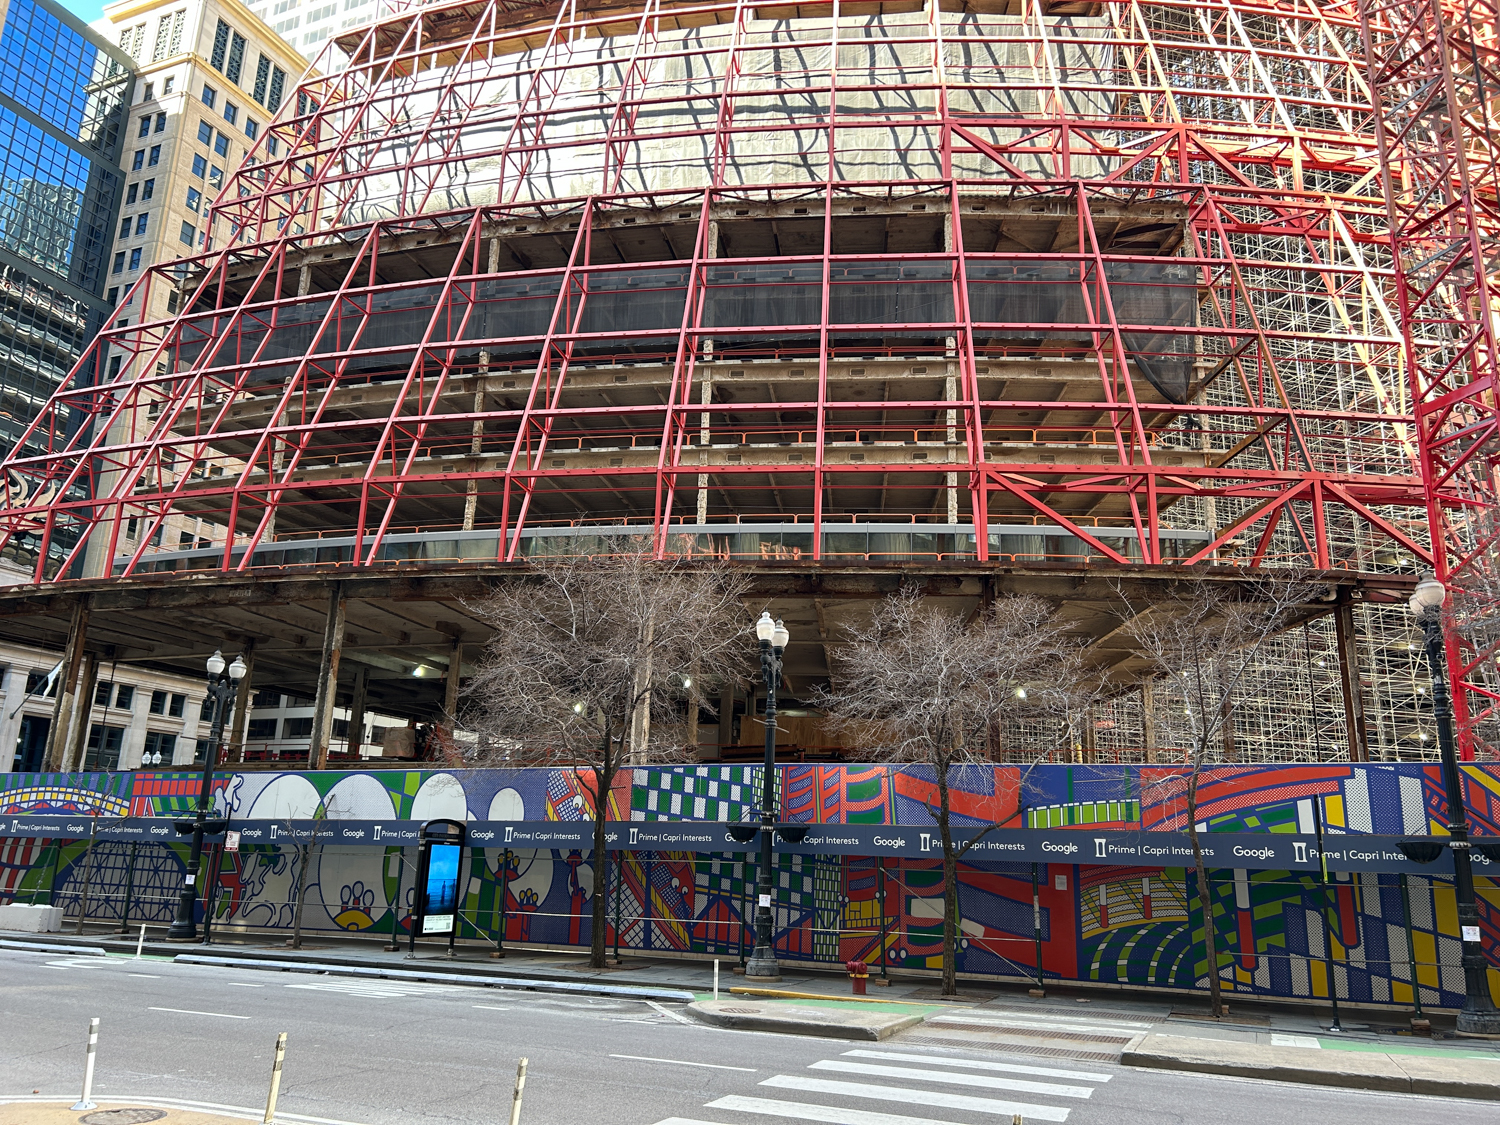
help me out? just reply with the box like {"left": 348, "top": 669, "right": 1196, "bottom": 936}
{"left": 173, "top": 954, "right": 697, "bottom": 1002}
{"left": 687, "top": 999, "right": 925, "bottom": 1041}
{"left": 1121, "top": 1033, "right": 1500, "bottom": 1100}
{"left": 0, "top": 939, "right": 106, "bottom": 956}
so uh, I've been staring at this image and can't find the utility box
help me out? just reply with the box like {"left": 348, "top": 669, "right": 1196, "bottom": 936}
{"left": 382, "top": 727, "right": 416, "bottom": 758}
{"left": 0, "top": 903, "right": 63, "bottom": 932}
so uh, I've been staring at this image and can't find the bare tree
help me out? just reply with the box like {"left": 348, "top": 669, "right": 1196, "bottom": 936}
{"left": 812, "top": 588, "right": 1093, "bottom": 997}
{"left": 462, "top": 545, "right": 749, "bottom": 968}
{"left": 1120, "top": 574, "right": 1324, "bottom": 1017}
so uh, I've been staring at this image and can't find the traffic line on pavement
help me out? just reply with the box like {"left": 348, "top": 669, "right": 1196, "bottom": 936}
{"left": 472, "top": 1005, "right": 513, "bottom": 1011}
{"left": 844, "top": 1048, "right": 1113, "bottom": 1082}
{"left": 808, "top": 1059, "right": 1094, "bottom": 1099}
{"left": 645, "top": 1000, "right": 696, "bottom": 1025}
{"left": 147, "top": 1007, "right": 250, "bottom": 1019}
{"left": 612, "top": 1054, "right": 756, "bottom": 1072}
{"left": 705, "top": 1094, "right": 992, "bottom": 1125}
{"left": 761, "top": 1074, "right": 1070, "bottom": 1122}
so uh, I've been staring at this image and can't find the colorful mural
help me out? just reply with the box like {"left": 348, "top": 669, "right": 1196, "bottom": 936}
{"left": 1, "top": 763, "right": 1496, "bottom": 1010}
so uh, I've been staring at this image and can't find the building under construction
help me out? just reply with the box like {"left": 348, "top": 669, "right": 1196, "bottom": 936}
{"left": 1, "top": 0, "right": 1496, "bottom": 768}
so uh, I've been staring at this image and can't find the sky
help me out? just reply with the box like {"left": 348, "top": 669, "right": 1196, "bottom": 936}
{"left": 59, "top": 0, "right": 107, "bottom": 27}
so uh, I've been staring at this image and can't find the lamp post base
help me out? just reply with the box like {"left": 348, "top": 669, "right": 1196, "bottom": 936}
{"left": 1456, "top": 1009, "right": 1500, "bottom": 1038}
{"left": 743, "top": 947, "right": 781, "bottom": 982}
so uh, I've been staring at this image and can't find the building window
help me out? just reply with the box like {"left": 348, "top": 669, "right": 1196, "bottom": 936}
{"left": 254, "top": 55, "right": 271, "bottom": 104}
{"left": 138, "top": 115, "right": 151, "bottom": 138}
{"left": 169, "top": 693, "right": 186, "bottom": 718}
{"left": 209, "top": 166, "right": 223, "bottom": 189}
{"left": 113, "top": 251, "right": 125, "bottom": 273}
{"left": 149, "top": 689, "right": 168, "bottom": 714}
{"left": 107, "top": 286, "right": 118, "bottom": 303}
{"left": 132, "top": 150, "right": 144, "bottom": 170}
{"left": 126, "top": 183, "right": 138, "bottom": 205}
{"left": 154, "top": 112, "right": 167, "bottom": 133}
{"left": 84, "top": 725, "right": 126, "bottom": 771}
{"left": 214, "top": 132, "right": 230, "bottom": 157}
{"left": 192, "top": 154, "right": 207, "bottom": 177}
{"left": 151, "top": 11, "right": 172, "bottom": 61}
{"left": 211, "top": 19, "right": 231, "bottom": 71}
{"left": 228, "top": 32, "right": 247, "bottom": 84}
{"left": 142, "top": 730, "right": 177, "bottom": 764}
{"left": 136, "top": 214, "right": 149, "bottom": 236}
{"left": 148, "top": 145, "right": 161, "bottom": 165}
{"left": 202, "top": 84, "right": 216, "bottom": 109}
{"left": 164, "top": 76, "right": 175, "bottom": 94}
{"left": 332, "top": 718, "right": 350, "bottom": 739}
{"left": 245, "top": 119, "right": 258, "bottom": 141}
{"left": 246, "top": 718, "right": 277, "bottom": 739}
{"left": 252, "top": 689, "right": 281, "bottom": 708}
{"left": 143, "top": 82, "right": 155, "bottom": 101}
{"left": 115, "top": 684, "right": 135, "bottom": 709}
{"left": 198, "top": 120, "right": 213, "bottom": 144}
{"left": 142, "top": 178, "right": 155, "bottom": 200}
{"left": 93, "top": 682, "right": 111, "bottom": 706}
{"left": 119, "top": 216, "right": 132, "bottom": 239}
{"left": 24, "top": 669, "right": 58, "bottom": 696}
{"left": 224, "top": 102, "right": 238, "bottom": 126}
{"left": 186, "top": 187, "right": 201, "bottom": 213}
{"left": 129, "top": 248, "right": 142, "bottom": 270}
{"left": 180, "top": 221, "right": 196, "bottom": 246}
{"left": 267, "top": 136, "right": 279, "bottom": 157}
{"left": 282, "top": 717, "right": 314, "bottom": 740}
{"left": 269, "top": 66, "right": 286, "bottom": 113}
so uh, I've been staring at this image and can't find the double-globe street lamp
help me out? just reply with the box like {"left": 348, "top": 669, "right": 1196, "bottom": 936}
{"left": 167, "top": 648, "right": 246, "bottom": 941}
{"left": 1408, "top": 575, "right": 1500, "bottom": 1036}
{"left": 732, "top": 611, "right": 807, "bottom": 982}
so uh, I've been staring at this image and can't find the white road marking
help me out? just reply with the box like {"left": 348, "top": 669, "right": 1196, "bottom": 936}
{"left": 1271, "top": 1033, "right": 1322, "bottom": 1049}
{"left": 285, "top": 980, "right": 456, "bottom": 999}
{"left": 645, "top": 1000, "right": 696, "bottom": 1025}
{"left": 707, "top": 1094, "right": 992, "bottom": 1125}
{"left": 148, "top": 1007, "right": 249, "bottom": 1019}
{"left": 612, "top": 1054, "right": 756, "bottom": 1072}
{"left": 809, "top": 1060, "right": 1093, "bottom": 1099}
{"left": 844, "top": 1049, "right": 1113, "bottom": 1083}
{"left": 128, "top": 973, "right": 160, "bottom": 979}
{"left": 472, "top": 1005, "right": 512, "bottom": 1012}
{"left": 227, "top": 982, "right": 264, "bottom": 988}
{"left": 761, "top": 1075, "right": 1070, "bottom": 1122}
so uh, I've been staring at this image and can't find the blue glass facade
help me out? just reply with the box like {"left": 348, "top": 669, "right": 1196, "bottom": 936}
{"left": 0, "top": 0, "right": 132, "bottom": 461}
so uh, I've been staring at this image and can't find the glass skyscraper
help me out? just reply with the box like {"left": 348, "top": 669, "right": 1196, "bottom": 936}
{"left": 0, "top": 0, "right": 132, "bottom": 463}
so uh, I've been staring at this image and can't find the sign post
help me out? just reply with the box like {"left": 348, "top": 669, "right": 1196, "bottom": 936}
{"left": 410, "top": 819, "right": 466, "bottom": 958}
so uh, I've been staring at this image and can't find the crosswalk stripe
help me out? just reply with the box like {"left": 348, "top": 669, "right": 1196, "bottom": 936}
{"left": 706, "top": 1094, "right": 1003, "bottom": 1125}
{"left": 809, "top": 1060, "right": 1094, "bottom": 1099}
{"left": 761, "top": 1074, "right": 1070, "bottom": 1123}
{"left": 647, "top": 1119, "right": 733, "bottom": 1125}
{"left": 844, "top": 1048, "right": 1113, "bottom": 1083}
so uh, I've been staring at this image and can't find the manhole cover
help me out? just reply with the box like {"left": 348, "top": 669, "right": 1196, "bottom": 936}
{"left": 720, "top": 1006, "right": 762, "bottom": 1014}
{"left": 80, "top": 1110, "right": 167, "bottom": 1125}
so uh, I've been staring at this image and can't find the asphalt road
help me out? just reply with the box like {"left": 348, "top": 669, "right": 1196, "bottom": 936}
{"left": 0, "top": 947, "right": 1485, "bottom": 1125}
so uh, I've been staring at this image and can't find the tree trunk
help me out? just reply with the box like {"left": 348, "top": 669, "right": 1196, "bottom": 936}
{"left": 1185, "top": 767, "right": 1223, "bottom": 1017}
{"left": 290, "top": 840, "right": 313, "bottom": 950}
{"left": 936, "top": 760, "right": 959, "bottom": 997}
{"left": 590, "top": 724, "right": 615, "bottom": 969}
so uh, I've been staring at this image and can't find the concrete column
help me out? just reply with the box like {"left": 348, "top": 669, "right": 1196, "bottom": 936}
{"left": 62, "top": 654, "right": 100, "bottom": 772}
{"left": 442, "top": 638, "right": 462, "bottom": 731}
{"left": 310, "top": 583, "right": 347, "bottom": 769}
{"left": 44, "top": 598, "right": 91, "bottom": 772}
{"left": 1333, "top": 596, "right": 1370, "bottom": 762}
{"left": 228, "top": 639, "right": 256, "bottom": 762}
{"left": 347, "top": 664, "right": 369, "bottom": 758}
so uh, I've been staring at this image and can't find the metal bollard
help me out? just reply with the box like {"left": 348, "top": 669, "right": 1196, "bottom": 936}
{"left": 71, "top": 1017, "right": 99, "bottom": 1111}
{"left": 508, "top": 1057, "right": 528, "bottom": 1125}
{"left": 263, "top": 1032, "right": 287, "bottom": 1124}
{"left": 713, "top": 959, "right": 720, "bottom": 1000}
{"left": 135, "top": 923, "right": 146, "bottom": 959}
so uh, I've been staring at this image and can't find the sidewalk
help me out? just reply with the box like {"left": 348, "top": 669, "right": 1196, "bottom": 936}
{"left": 0, "top": 1097, "right": 370, "bottom": 1125}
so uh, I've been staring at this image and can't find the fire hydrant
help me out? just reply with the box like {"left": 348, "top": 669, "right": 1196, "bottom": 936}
{"left": 846, "top": 959, "right": 869, "bottom": 996}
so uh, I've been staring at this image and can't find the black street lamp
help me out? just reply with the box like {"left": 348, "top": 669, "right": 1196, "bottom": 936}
{"left": 744, "top": 610, "right": 790, "bottom": 981}
{"left": 167, "top": 648, "right": 246, "bottom": 941}
{"left": 1408, "top": 575, "right": 1500, "bottom": 1036}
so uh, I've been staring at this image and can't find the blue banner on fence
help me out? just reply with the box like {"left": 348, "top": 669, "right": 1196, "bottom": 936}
{"left": 3, "top": 814, "right": 1487, "bottom": 876}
